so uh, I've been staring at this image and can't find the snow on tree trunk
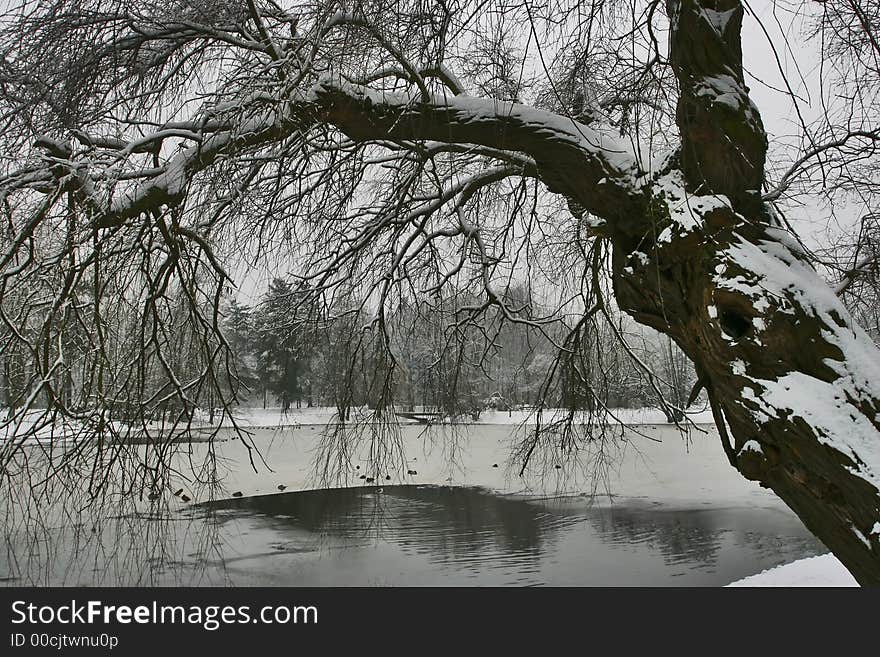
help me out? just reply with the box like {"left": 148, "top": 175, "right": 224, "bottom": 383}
{"left": 612, "top": 182, "right": 880, "bottom": 585}
{"left": 603, "top": 0, "right": 880, "bottom": 584}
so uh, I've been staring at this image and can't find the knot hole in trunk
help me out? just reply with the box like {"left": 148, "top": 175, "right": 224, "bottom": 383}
{"left": 719, "top": 309, "right": 751, "bottom": 340}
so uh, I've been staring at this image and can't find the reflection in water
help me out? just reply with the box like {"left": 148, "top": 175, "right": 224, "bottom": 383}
{"left": 198, "top": 485, "right": 824, "bottom": 586}
{"left": 0, "top": 484, "right": 825, "bottom": 586}
{"left": 3, "top": 422, "right": 826, "bottom": 586}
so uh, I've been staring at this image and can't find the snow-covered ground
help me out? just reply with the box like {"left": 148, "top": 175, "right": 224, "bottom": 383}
{"left": 223, "top": 405, "right": 717, "bottom": 428}
{"left": 726, "top": 553, "right": 858, "bottom": 586}
{"left": 160, "top": 413, "right": 755, "bottom": 510}
{"left": 0, "top": 405, "right": 715, "bottom": 443}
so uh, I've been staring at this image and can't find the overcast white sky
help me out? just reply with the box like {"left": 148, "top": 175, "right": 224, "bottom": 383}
{"left": 741, "top": 1, "right": 864, "bottom": 244}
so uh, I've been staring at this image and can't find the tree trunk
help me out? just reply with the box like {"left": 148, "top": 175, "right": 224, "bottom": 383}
{"left": 603, "top": 0, "right": 880, "bottom": 584}
{"left": 613, "top": 206, "right": 880, "bottom": 584}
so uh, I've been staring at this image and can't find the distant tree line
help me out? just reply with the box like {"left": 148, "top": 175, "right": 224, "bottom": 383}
{"left": 220, "top": 278, "right": 701, "bottom": 421}
{"left": 3, "top": 261, "right": 871, "bottom": 425}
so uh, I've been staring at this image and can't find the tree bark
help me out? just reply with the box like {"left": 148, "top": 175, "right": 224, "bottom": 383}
{"left": 605, "top": 0, "right": 880, "bottom": 584}
{"left": 613, "top": 198, "right": 880, "bottom": 584}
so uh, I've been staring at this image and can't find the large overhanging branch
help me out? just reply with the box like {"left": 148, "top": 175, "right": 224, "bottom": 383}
{"left": 18, "top": 79, "right": 651, "bottom": 233}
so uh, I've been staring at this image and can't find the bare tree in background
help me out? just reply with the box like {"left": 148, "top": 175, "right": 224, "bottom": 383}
{"left": 2, "top": 0, "right": 880, "bottom": 582}
{"left": 821, "top": 213, "right": 880, "bottom": 343}
{"left": 638, "top": 332, "right": 694, "bottom": 423}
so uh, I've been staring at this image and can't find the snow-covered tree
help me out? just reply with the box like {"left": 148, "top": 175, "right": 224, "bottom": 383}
{"left": 253, "top": 277, "right": 315, "bottom": 411}
{"left": 221, "top": 299, "right": 259, "bottom": 399}
{"left": 2, "top": 0, "right": 880, "bottom": 582}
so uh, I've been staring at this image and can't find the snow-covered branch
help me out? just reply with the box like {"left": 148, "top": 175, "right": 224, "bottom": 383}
{"left": 19, "top": 79, "right": 647, "bottom": 232}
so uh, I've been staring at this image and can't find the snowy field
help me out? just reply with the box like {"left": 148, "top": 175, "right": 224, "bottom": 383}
{"left": 158, "top": 409, "right": 743, "bottom": 506}
{"left": 219, "top": 405, "right": 717, "bottom": 428}
{"left": 727, "top": 554, "right": 857, "bottom": 586}
{"left": 0, "top": 405, "right": 717, "bottom": 444}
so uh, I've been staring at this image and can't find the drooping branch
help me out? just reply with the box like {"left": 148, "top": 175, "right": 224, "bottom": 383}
{"left": 763, "top": 131, "right": 880, "bottom": 202}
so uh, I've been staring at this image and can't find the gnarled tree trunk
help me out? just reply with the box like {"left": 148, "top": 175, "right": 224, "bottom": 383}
{"left": 609, "top": 0, "right": 880, "bottom": 584}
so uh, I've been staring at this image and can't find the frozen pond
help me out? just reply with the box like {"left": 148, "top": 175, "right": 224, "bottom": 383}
{"left": 195, "top": 485, "right": 823, "bottom": 586}
{"left": 0, "top": 486, "right": 824, "bottom": 587}
{"left": 0, "top": 422, "right": 826, "bottom": 585}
